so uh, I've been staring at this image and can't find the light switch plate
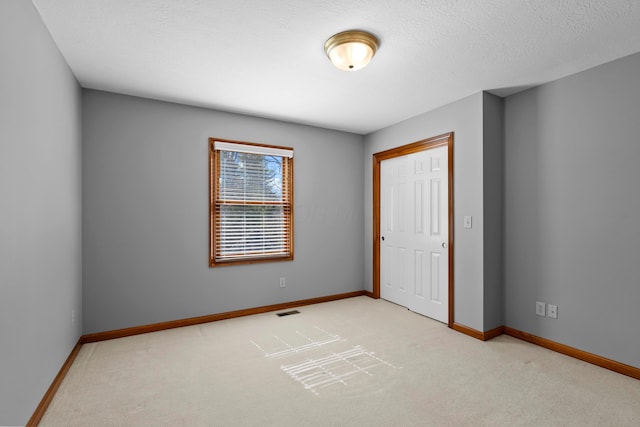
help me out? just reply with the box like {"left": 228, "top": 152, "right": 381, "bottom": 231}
{"left": 464, "top": 216, "right": 472, "bottom": 228}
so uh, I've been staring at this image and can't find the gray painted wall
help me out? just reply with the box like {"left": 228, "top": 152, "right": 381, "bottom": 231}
{"left": 504, "top": 52, "right": 640, "bottom": 368}
{"left": 3, "top": 4, "right": 638, "bottom": 422}
{"left": 482, "top": 93, "right": 505, "bottom": 330}
{"left": 364, "top": 93, "right": 487, "bottom": 331}
{"left": 82, "top": 90, "right": 364, "bottom": 334}
{"left": 0, "top": 1, "right": 82, "bottom": 425}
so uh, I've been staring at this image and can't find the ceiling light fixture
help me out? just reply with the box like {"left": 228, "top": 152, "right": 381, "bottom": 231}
{"left": 324, "top": 30, "right": 379, "bottom": 71}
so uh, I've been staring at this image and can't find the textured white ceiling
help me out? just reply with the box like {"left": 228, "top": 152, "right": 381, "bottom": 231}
{"left": 32, "top": 0, "right": 640, "bottom": 134}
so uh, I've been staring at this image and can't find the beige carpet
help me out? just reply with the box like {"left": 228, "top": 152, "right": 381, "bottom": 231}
{"left": 40, "top": 297, "right": 640, "bottom": 426}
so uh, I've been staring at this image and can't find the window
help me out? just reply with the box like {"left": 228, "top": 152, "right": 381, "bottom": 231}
{"left": 209, "top": 138, "right": 294, "bottom": 267}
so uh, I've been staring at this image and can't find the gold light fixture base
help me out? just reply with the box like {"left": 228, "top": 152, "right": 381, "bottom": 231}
{"left": 324, "top": 30, "right": 379, "bottom": 71}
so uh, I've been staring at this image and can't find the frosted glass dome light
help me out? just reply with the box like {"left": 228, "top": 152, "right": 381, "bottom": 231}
{"left": 324, "top": 30, "right": 379, "bottom": 71}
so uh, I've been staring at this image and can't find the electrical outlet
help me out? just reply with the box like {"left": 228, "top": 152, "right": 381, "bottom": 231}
{"left": 536, "top": 301, "right": 546, "bottom": 317}
{"left": 547, "top": 304, "right": 557, "bottom": 319}
{"left": 279, "top": 277, "right": 286, "bottom": 288}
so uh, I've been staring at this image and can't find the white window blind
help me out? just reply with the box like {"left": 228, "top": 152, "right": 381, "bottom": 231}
{"left": 210, "top": 140, "right": 293, "bottom": 266}
{"left": 214, "top": 141, "right": 293, "bottom": 158}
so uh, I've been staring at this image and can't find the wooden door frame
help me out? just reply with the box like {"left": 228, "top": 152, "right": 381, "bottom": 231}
{"left": 372, "top": 132, "right": 454, "bottom": 328}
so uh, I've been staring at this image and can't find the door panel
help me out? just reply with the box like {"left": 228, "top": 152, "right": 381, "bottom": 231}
{"left": 380, "top": 145, "right": 449, "bottom": 323}
{"left": 380, "top": 155, "right": 409, "bottom": 308}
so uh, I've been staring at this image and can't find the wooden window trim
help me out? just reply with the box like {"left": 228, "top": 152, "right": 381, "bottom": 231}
{"left": 209, "top": 138, "right": 294, "bottom": 267}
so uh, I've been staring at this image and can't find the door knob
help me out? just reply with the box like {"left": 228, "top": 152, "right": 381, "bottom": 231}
{"left": 442, "top": 242, "right": 448, "bottom": 248}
